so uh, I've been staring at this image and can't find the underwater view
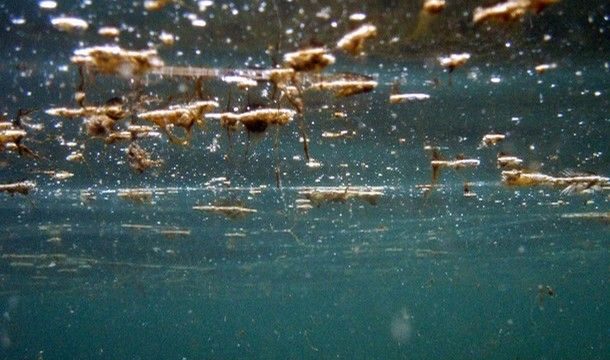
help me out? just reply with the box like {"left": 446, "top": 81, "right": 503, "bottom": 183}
{"left": 0, "top": 0, "right": 608, "bottom": 358}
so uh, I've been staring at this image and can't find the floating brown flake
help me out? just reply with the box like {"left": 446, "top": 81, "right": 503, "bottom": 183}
{"left": 336, "top": 24, "right": 378, "bottom": 56}
{"left": 0, "top": 181, "right": 36, "bottom": 195}
{"left": 127, "top": 143, "right": 163, "bottom": 173}
{"left": 71, "top": 45, "right": 164, "bottom": 76}
{"left": 283, "top": 48, "right": 336, "bottom": 72}
{"left": 473, "top": 0, "right": 560, "bottom": 24}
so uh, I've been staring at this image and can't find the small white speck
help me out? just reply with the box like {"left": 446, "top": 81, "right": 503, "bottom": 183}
{"left": 10, "top": 17, "right": 26, "bottom": 25}
{"left": 191, "top": 19, "right": 207, "bottom": 27}
{"left": 39, "top": 0, "right": 57, "bottom": 9}
{"left": 349, "top": 13, "right": 366, "bottom": 21}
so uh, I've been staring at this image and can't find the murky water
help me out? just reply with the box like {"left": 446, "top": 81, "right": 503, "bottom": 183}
{"left": 0, "top": 1, "right": 608, "bottom": 359}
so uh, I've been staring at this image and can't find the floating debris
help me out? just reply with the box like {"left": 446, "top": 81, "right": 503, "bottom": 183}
{"left": 37, "top": 170, "right": 74, "bottom": 181}
{"left": 473, "top": 0, "right": 560, "bottom": 24}
{"left": 221, "top": 75, "right": 258, "bottom": 89}
{"left": 321, "top": 130, "right": 355, "bottom": 139}
{"left": 430, "top": 149, "right": 480, "bottom": 182}
{"left": 438, "top": 53, "right": 471, "bottom": 72}
{"left": 283, "top": 48, "right": 336, "bottom": 72}
{"left": 266, "top": 68, "right": 296, "bottom": 86}
{"left": 497, "top": 153, "right": 524, "bottom": 169}
{"left": 309, "top": 79, "right": 377, "bottom": 97}
{"left": 479, "top": 133, "right": 506, "bottom": 148}
{"left": 39, "top": 1, "right": 58, "bottom": 10}
{"left": 53, "top": 171, "right": 74, "bottom": 180}
{"left": 0, "top": 128, "right": 37, "bottom": 158}
{"left": 501, "top": 169, "right": 610, "bottom": 194}
{"left": 71, "top": 45, "right": 164, "bottom": 76}
{"left": 423, "top": 0, "right": 447, "bottom": 14}
{"left": 299, "top": 187, "right": 383, "bottom": 206}
{"left": 158, "top": 228, "right": 192, "bottom": 238}
{"left": 117, "top": 189, "right": 154, "bottom": 204}
{"left": 98, "top": 26, "right": 120, "bottom": 38}
{"left": 144, "top": 0, "right": 175, "bottom": 11}
{"left": 138, "top": 101, "right": 218, "bottom": 144}
{"left": 86, "top": 115, "right": 118, "bottom": 138}
{"left": 46, "top": 237, "right": 62, "bottom": 245}
{"left": 431, "top": 157, "right": 480, "bottom": 170}
{"left": 0, "top": 181, "right": 36, "bottom": 195}
{"left": 535, "top": 63, "right": 558, "bottom": 74}
{"left": 349, "top": 13, "right": 367, "bottom": 22}
{"left": 295, "top": 198, "right": 313, "bottom": 212}
{"left": 80, "top": 190, "right": 96, "bottom": 203}
{"left": 121, "top": 223, "right": 154, "bottom": 230}
{"left": 50, "top": 17, "right": 89, "bottom": 32}
{"left": 66, "top": 151, "right": 85, "bottom": 163}
{"left": 0, "top": 122, "right": 14, "bottom": 130}
{"left": 193, "top": 205, "right": 258, "bottom": 219}
{"left": 416, "top": 183, "right": 436, "bottom": 196}
{"left": 207, "top": 108, "right": 296, "bottom": 133}
{"left": 159, "top": 31, "right": 176, "bottom": 46}
{"left": 389, "top": 93, "right": 430, "bottom": 104}
{"left": 46, "top": 104, "right": 127, "bottom": 120}
{"left": 410, "top": 0, "right": 446, "bottom": 40}
{"left": 127, "top": 143, "right": 163, "bottom": 173}
{"left": 560, "top": 212, "right": 609, "bottom": 222}
{"left": 106, "top": 126, "right": 162, "bottom": 144}
{"left": 336, "top": 24, "right": 378, "bottom": 56}
{"left": 463, "top": 182, "right": 477, "bottom": 198}
{"left": 305, "top": 159, "right": 323, "bottom": 169}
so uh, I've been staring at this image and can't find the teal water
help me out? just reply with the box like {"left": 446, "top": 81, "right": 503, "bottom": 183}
{"left": 1, "top": 1, "right": 609, "bottom": 359}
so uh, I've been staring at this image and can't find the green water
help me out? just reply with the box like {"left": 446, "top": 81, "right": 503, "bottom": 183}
{"left": 1, "top": 0, "right": 608, "bottom": 359}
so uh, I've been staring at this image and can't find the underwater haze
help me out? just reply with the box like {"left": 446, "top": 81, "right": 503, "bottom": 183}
{"left": 0, "top": 0, "right": 609, "bottom": 359}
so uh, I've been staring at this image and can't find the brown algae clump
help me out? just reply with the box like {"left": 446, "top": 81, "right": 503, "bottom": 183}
{"left": 46, "top": 104, "right": 127, "bottom": 120}
{"left": 502, "top": 169, "right": 609, "bottom": 194}
{"left": 299, "top": 187, "right": 383, "bottom": 207}
{"left": 0, "top": 181, "right": 36, "bottom": 195}
{"left": 438, "top": 53, "right": 471, "bottom": 72}
{"left": 71, "top": 45, "right": 164, "bottom": 76}
{"left": 117, "top": 189, "right": 154, "bottom": 204}
{"left": 336, "top": 24, "right": 378, "bottom": 56}
{"left": 85, "top": 115, "right": 117, "bottom": 138}
{"left": 127, "top": 143, "right": 163, "bottom": 173}
{"left": 283, "top": 48, "right": 336, "bottom": 72}
{"left": 206, "top": 108, "right": 296, "bottom": 133}
{"left": 309, "top": 79, "right": 378, "bottom": 97}
{"left": 137, "top": 101, "right": 218, "bottom": 144}
{"left": 0, "top": 128, "right": 36, "bottom": 157}
{"left": 473, "top": 0, "right": 560, "bottom": 24}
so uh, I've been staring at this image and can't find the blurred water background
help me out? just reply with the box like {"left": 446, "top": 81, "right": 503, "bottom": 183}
{"left": 0, "top": 0, "right": 608, "bottom": 358}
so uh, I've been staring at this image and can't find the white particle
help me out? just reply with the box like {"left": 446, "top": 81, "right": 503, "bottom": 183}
{"left": 39, "top": 1, "right": 57, "bottom": 9}
{"left": 191, "top": 19, "right": 207, "bottom": 27}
